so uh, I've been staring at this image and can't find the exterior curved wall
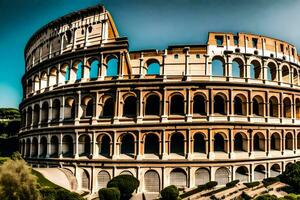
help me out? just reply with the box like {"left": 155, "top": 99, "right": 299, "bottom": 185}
{"left": 20, "top": 5, "right": 300, "bottom": 195}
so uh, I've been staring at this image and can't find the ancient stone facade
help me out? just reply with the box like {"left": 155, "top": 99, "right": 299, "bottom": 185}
{"left": 19, "top": 4, "right": 300, "bottom": 195}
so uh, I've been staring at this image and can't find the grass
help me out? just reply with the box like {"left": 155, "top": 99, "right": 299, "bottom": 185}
{"left": 32, "top": 169, "right": 61, "bottom": 189}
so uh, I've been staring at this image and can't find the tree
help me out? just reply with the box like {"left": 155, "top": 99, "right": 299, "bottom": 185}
{"left": 99, "top": 187, "right": 120, "bottom": 200}
{"left": 0, "top": 158, "right": 41, "bottom": 200}
{"left": 107, "top": 175, "right": 139, "bottom": 200}
{"left": 160, "top": 185, "right": 181, "bottom": 200}
{"left": 281, "top": 162, "right": 300, "bottom": 192}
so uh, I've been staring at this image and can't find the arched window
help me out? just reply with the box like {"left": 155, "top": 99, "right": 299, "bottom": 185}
{"left": 296, "top": 99, "right": 300, "bottom": 119}
{"left": 252, "top": 96, "right": 263, "bottom": 116}
{"left": 170, "top": 94, "right": 184, "bottom": 115}
{"left": 27, "top": 107, "right": 32, "bottom": 126}
{"left": 282, "top": 65, "right": 290, "bottom": 83}
{"left": 234, "top": 96, "right": 245, "bottom": 115}
{"left": 26, "top": 138, "right": 31, "bottom": 157}
{"left": 85, "top": 98, "right": 93, "bottom": 117}
{"left": 78, "top": 135, "right": 91, "bottom": 156}
{"left": 234, "top": 133, "right": 247, "bottom": 152}
{"left": 232, "top": 59, "right": 244, "bottom": 78}
{"left": 121, "top": 134, "right": 134, "bottom": 155}
{"left": 82, "top": 170, "right": 90, "bottom": 190}
{"left": 27, "top": 79, "right": 33, "bottom": 94}
{"left": 33, "top": 104, "right": 40, "bottom": 126}
{"left": 31, "top": 138, "right": 38, "bottom": 157}
{"left": 266, "top": 62, "right": 277, "bottom": 81}
{"left": 146, "top": 60, "right": 160, "bottom": 75}
{"left": 65, "top": 98, "right": 76, "bottom": 119}
{"left": 212, "top": 57, "right": 225, "bottom": 76}
{"left": 144, "top": 170, "right": 160, "bottom": 192}
{"left": 123, "top": 96, "right": 137, "bottom": 117}
{"left": 254, "top": 165, "right": 265, "bottom": 181}
{"left": 270, "top": 164, "right": 281, "bottom": 177}
{"left": 49, "top": 67, "right": 57, "bottom": 86}
{"left": 102, "top": 97, "right": 114, "bottom": 117}
{"left": 254, "top": 133, "right": 265, "bottom": 151}
{"left": 52, "top": 99, "right": 60, "bottom": 121}
{"left": 269, "top": 96, "right": 279, "bottom": 117}
{"left": 235, "top": 166, "right": 248, "bottom": 183}
{"left": 40, "top": 72, "right": 48, "bottom": 89}
{"left": 293, "top": 68, "right": 298, "bottom": 85}
{"left": 283, "top": 97, "right": 291, "bottom": 118}
{"left": 214, "top": 94, "right": 226, "bottom": 114}
{"left": 195, "top": 168, "right": 210, "bottom": 185}
{"left": 170, "top": 168, "right": 187, "bottom": 188}
{"left": 90, "top": 59, "right": 99, "bottom": 79}
{"left": 145, "top": 94, "right": 160, "bottom": 115}
{"left": 41, "top": 102, "right": 49, "bottom": 123}
{"left": 285, "top": 132, "right": 293, "bottom": 150}
{"left": 170, "top": 133, "right": 184, "bottom": 155}
{"left": 98, "top": 135, "right": 110, "bottom": 156}
{"left": 214, "top": 133, "right": 225, "bottom": 152}
{"left": 40, "top": 137, "right": 47, "bottom": 157}
{"left": 193, "top": 95, "right": 206, "bottom": 115}
{"left": 250, "top": 60, "right": 261, "bottom": 79}
{"left": 193, "top": 133, "right": 205, "bottom": 153}
{"left": 60, "top": 64, "right": 70, "bottom": 82}
{"left": 98, "top": 171, "right": 111, "bottom": 190}
{"left": 144, "top": 134, "right": 159, "bottom": 155}
{"left": 74, "top": 61, "right": 83, "bottom": 80}
{"left": 215, "top": 167, "right": 229, "bottom": 185}
{"left": 270, "top": 133, "right": 280, "bottom": 151}
{"left": 34, "top": 75, "right": 40, "bottom": 91}
{"left": 50, "top": 136, "right": 59, "bottom": 157}
{"left": 62, "top": 135, "right": 73, "bottom": 157}
{"left": 106, "top": 56, "right": 118, "bottom": 77}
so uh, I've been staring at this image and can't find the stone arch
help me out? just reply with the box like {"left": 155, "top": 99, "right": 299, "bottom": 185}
{"left": 41, "top": 101, "right": 49, "bottom": 123}
{"left": 39, "top": 136, "right": 47, "bottom": 157}
{"left": 146, "top": 59, "right": 160, "bottom": 75}
{"left": 50, "top": 136, "right": 59, "bottom": 157}
{"left": 253, "top": 132, "right": 265, "bottom": 151}
{"left": 144, "top": 170, "right": 160, "bottom": 192}
{"left": 52, "top": 99, "right": 61, "bottom": 121}
{"left": 234, "top": 94, "right": 247, "bottom": 115}
{"left": 235, "top": 166, "right": 249, "bottom": 182}
{"left": 269, "top": 96, "right": 279, "bottom": 117}
{"left": 212, "top": 56, "right": 225, "bottom": 76}
{"left": 120, "top": 170, "right": 134, "bottom": 176}
{"left": 31, "top": 137, "right": 38, "bottom": 157}
{"left": 193, "top": 94, "right": 206, "bottom": 115}
{"left": 266, "top": 62, "right": 277, "bottom": 81}
{"left": 78, "top": 134, "right": 91, "bottom": 157}
{"left": 97, "top": 170, "right": 111, "bottom": 189}
{"left": 81, "top": 169, "right": 90, "bottom": 190}
{"left": 49, "top": 67, "right": 58, "bottom": 86}
{"left": 27, "top": 106, "right": 32, "bottom": 126}
{"left": 97, "top": 134, "right": 111, "bottom": 157}
{"left": 234, "top": 132, "right": 248, "bottom": 152}
{"left": 232, "top": 58, "right": 244, "bottom": 78}
{"left": 195, "top": 168, "right": 210, "bottom": 185}
{"left": 89, "top": 59, "right": 100, "bottom": 79}
{"left": 62, "top": 135, "right": 73, "bottom": 157}
{"left": 252, "top": 95, "right": 264, "bottom": 116}
{"left": 254, "top": 165, "right": 266, "bottom": 181}
{"left": 34, "top": 75, "right": 40, "bottom": 91}
{"left": 193, "top": 133, "right": 206, "bottom": 153}
{"left": 297, "top": 133, "right": 300, "bottom": 149}
{"left": 215, "top": 167, "right": 230, "bottom": 185}
{"left": 293, "top": 68, "right": 298, "bottom": 85}
{"left": 282, "top": 65, "right": 290, "bottom": 83}
{"left": 283, "top": 97, "right": 292, "bottom": 118}
{"left": 170, "top": 168, "right": 187, "bottom": 188}
{"left": 214, "top": 93, "right": 227, "bottom": 115}
{"left": 120, "top": 133, "right": 135, "bottom": 156}
{"left": 296, "top": 98, "right": 300, "bottom": 119}
{"left": 214, "top": 133, "right": 226, "bottom": 152}
{"left": 144, "top": 133, "right": 159, "bottom": 155}
{"left": 59, "top": 63, "right": 70, "bottom": 83}
{"left": 285, "top": 132, "right": 293, "bottom": 150}
{"left": 270, "top": 132, "right": 281, "bottom": 151}
{"left": 72, "top": 60, "right": 84, "bottom": 81}
{"left": 33, "top": 104, "right": 40, "bottom": 126}
{"left": 82, "top": 96, "right": 94, "bottom": 118}
{"left": 145, "top": 94, "right": 160, "bottom": 116}
{"left": 170, "top": 93, "right": 184, "bottom": 115}
{"left": 105, "top": 55, "right": 119, "bottom": 77}
{"left": 123, "top": 95, "right": 137, "bottom": 117}
{"left": 65, "top": 97, "right": 76, "bottom": 119}
{"left": 40, "top": 71, "right": 48, "bottom": 89}
{"left": 170, "top": 132, "right": 185, "bottom": 155}
{"left": 102, "top": 97, "right": 114, "bottom": 117}
{"left": 270, "top": 164, "right": 281, "bottom": 177}
{"left": 250, "top": 60, "right": 262, "bottom": 79}
{"left": 26, "top": 138, "right": 31, "bottom": 157}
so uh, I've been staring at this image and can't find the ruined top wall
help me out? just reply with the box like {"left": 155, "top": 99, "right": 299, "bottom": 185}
{"left": 24, "top": 4, "right": 120, "bottom": 71}
{"left": 207, "top": 32, "right": 299, "bottom": 64}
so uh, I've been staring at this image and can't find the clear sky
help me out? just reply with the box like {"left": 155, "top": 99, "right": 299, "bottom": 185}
{"left": 1, "top": 0, "right": 300, "bottom": 108}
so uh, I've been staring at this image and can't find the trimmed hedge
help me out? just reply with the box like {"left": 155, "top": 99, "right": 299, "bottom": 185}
{"left": 244, "top": 181, "right": 260, "bottom": 188}
{"left": 99, "top": 187, "right": 120, "bottom": 200}
{"left": 255, "top": 194, "right": 278, "bottom": 200}
{"left": 180, "top": 181, "right": 218, "bottom": 199}
{"left": 160, "top": 185, "right": 180, "bottom": 200}
{"left": 226, "top": 180, "right": 240, "bottom": 188}
{"left": 205, "top": 181, "right": 218, "bottom": 189}
{"left": 107, "top": 175, "right": 139, "bottom": 200}
{"left": 40, "top": 188, "right": 84, "bottom": 200}
{"left": 262, "top": 177, "right": 280, "bottom": 187}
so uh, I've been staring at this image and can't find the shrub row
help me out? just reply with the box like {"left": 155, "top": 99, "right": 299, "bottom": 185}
{"left": 262, "top": 177, "right": 280, "bottom": 187}
{"left": 180, "top": 181, "right": 218, "bottom": 198}
{"left": 244, "top": 181, "right": 260, "bottom": 188}
{"left": 40, "top": 188, "right": 84, "bottom": 200}
{"left": 226, "top": 180, "right": 240, "bottom": 188}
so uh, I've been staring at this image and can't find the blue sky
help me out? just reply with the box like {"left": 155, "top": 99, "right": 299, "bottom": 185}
{"left": 1, "top": 0, "right": 300, "bottom": 108}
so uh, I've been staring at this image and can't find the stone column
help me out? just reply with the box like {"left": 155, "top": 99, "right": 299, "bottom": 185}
{"left": 161, "top": 129, "right": 168, "bottom": 160}
{"left": 161, "top": 88, "right": 168, "bottom": 122}
{"left": 208, "top": 129, "right": 215, "bottom": 160}
{"left": 137, "top": 90, "right": 143, "bottom": 123}
{"left": 74, "top": 131, "right": 79, "bottom": 158}
{"left": 185, "top": 88, "right": 192, "bottom": 122}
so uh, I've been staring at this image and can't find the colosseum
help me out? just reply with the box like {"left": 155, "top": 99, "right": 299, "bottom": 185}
{"left": 18, "top": 4, "right": 300, "bottom": 197}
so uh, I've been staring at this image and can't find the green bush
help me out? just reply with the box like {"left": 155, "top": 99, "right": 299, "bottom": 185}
{"left": 205, "top": 181, "right": 218, "bottom": 189}
{"left": 99, "top": 187, "right": 120, "bottom": 200}
{"left": 262, "top": 177, "right": 280, "bottom": 187}
{"left": 107, "top": 175, "right": 139, "bottom": 200}
{"left": 40, "top": 188, "right": 84, "bottom": 200}
{"left": 255, "top": 194, "right": 278, "bottom": 200}
{"left": 160, "top": 185, "right": 180, "bottom": 200}
{"left": 281, "top": 162, "right": 300, "bottom": 192}
{"left": 40, "top": 188, "right": 57, "bottom": 200}
{"left": 244, "top": 181, "right": 260, "bottom": 188}
{"left": 226, "top": 180, "right": 239, "bottom": 188}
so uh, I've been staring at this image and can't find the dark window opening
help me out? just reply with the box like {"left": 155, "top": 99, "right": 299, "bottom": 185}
{"left": 170, "top": 95, "right": 184, "bottom": 115}
{"left": 145, "top": 95, "right": 160, "bottom": 115}
{"left": 123, "top": 96, "right": 137, "bottom": 117}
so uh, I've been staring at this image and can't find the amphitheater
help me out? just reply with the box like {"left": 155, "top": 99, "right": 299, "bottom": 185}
{"left": 18, "top": 4, "right": 300, "bottom": 197}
